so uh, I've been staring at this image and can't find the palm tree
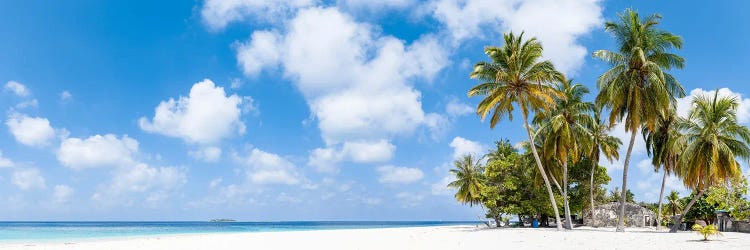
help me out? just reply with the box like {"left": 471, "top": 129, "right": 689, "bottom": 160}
{"left": 666, "top": 190, "right": 682, "bottom": 217}
{"left": 468, "top": 31, "right": 566, "bottom": 230}
{"left": 448, "top": 154, "right": 485, "bottom": 207}
{"left": 594, "top": 9, "right": 685, "bottom": 231}
{"left": 642, "top": 107, "right": 682, "bottom": 230}
{"left": 534, "top": 79, "right": 594, "bottom": 229}
{"left": 585, "top": 108, "right": 621, "bottom": 226}
{"left": 669, "top": 92, "right": 750, "bottom": 232}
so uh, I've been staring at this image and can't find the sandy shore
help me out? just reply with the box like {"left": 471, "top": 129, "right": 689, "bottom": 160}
{"left": 1, "top": 225, "right": 748, "bottom": 250}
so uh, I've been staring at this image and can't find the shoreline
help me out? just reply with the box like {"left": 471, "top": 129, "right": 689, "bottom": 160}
{"left": 2, "top": 225, "right": 749, "bottom": 250}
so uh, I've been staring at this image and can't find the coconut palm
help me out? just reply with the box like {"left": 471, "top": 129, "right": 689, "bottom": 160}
{"left": 585, "top": 108, "right": 621, "bottom": 226}
{"left": 468, "top": 31, "right": 565, "bottom": 230}
{"left": 669, "top": 92, "right": 750, "bottom": 233}
{"left": 642, "top": 107, "right": 683, "bottom": 230}
{"left": 534, "top": 79, "right": 594, "bottom": 229}
{"left": 594, "top": 9, "right": 685, "bottom": 231}
{"left": 666, "top": 190, "right": 682, "bottom": 217}
{"left": 448, "top": 154, "right": 485, "bottom": 207}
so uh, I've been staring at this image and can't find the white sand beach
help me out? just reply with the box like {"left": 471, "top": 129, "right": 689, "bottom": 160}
{"left": 2, "top": 226, "right": 748, "bottom": 250}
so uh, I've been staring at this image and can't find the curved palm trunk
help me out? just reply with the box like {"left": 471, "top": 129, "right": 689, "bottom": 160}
{"left": 616, "top": 132, "right": 637, "bottom": 232}
{"left": 656, "top": 169, "right": 667, "bottom": 230}
{"left": 589, "top": 153, "right": 599, "bottom": 227}
{"left": 563, "top": 160, "right": 573, "bottom": 229}
{"left": 670, "top": 189, "right": 705, "bottom": 233}
{"left": 522, "top": 113, "right": 563, "bottom": 230}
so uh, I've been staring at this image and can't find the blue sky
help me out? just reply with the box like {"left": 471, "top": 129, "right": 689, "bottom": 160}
{"left": 1, "top": 0, "right": 749, "bottom": 221}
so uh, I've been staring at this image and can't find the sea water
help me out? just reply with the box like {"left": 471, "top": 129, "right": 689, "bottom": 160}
{"left": 0, "top": 221, "right": 477, "bottom": 243}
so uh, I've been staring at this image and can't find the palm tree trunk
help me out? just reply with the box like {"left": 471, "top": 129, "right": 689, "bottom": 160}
{"left": 589, "top": 153, "right": 598, "bottom": 227}
{"left": 616, "top": 132, "right": 637, "bottom": 232}
{"left": 549, "top": 172, "right": 564, "bottom": 197}
{"left": 522, "top": 112, "right": 563, "bottom": 231}
{"left": 670, "top": 189, "right": 705, "bottom": 233}
{"left": 563, "top": 160, "right": 573, "bottom": 229}
{"left": 656, "top": 169, "right": 667, "bottom": 230}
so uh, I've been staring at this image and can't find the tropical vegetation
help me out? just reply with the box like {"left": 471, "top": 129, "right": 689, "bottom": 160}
{"left": 449, "top": 7, "right": 750, "bottom": 236}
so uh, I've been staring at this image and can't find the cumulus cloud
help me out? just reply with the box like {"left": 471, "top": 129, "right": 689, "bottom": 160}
{"left": 52, "top": 185, "right": 74, "bottom": 203}
{"left": 6, "top": 113, "right": 57, "bottom": 147}
{"left": 57, "top": 134, "right": 138, "bottom": 170}
{"left": 235, "top": 31, "right": 281, "bottom": 76}
{"left": 4, "top": 81, "right": 30, "bottom": 97}
{"left": 449, "top": 136, "right": 486, "bottom": 159}
{"left": 12, "top": 168, "right": 46, "bottom": 190}
{"left": 235, "top": 148, "right": 303, "bottom": 185}
{"left": 189, "top": 146, "right": 223, "bottom": 162}
{"left": 235, "top": 8, "right": 448, "bottom": 171}
{"left": 139, "top": 79, "right": 246, "bottom": 145}
{"left": 430, "top": 0, "right": 602, "bottom": 74}
{"left": 201, "top": 0, "right": 315, "bottom": 31}
{"left": 308, "top": 140, "right": 396, "bottom": 173}
{"left": 376, "top": 165, "right": 424, "bottom": 184}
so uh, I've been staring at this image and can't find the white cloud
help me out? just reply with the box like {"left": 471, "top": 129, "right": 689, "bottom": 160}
{"left": 12, "top": 168, "right": 46, "bottom": 190}
{"left": 6, "top": 113, "right": 57, "bottom": 147}
{"left": 677, "top": 88, "right": 750, "bottom": 123}
{"left": 110, "top": 164, "right": 186, "bottom": 193}
{"left": 139, "top": 79, "right": 246, "bottom": 145}
{"left": 189, "top": 146, "right": 222, "bottom": 162}
{"left": 4, "top": 81, "right": 30, "bottom": 97}
{"left": 307, "top": 140, "right": 396, "bottom": 173}
{"left": 339, "top": 0, "right": 415, "bottom": 12}
{"left": 236, "top": 148, "right": 303, "bottom": 185}
{"left": 307, "top": 147, "right": 342, "bottom": 173}
{"left": 449, "top": 136, "right": 485, "bottom": 159}
{"left": 14, "top": 99, "right": 38, "bottom": 109}
{"left": 57, "top": 134, "right": 138, "bottom": 170}
{"left": 52, "top": 185, "right": 74, "bottom": 203}
{"left": 93, "top": 163, "right": 187, "bottom": 204}
{"left": 201, "top": 0, "right": 316, "bottom": 31}
{"left": 376, "top": 165, "right": 424, "bottom": 184}
{"left": 60, "top": 91, "right": 72, "bottom": 101}
{"left": 0, "top": 150, "right": 13, "bottom": 168}
{"left": 341, "top": 140, "right": 395, "bottom": 163}
{"left": 236, "top": 31, "right": 281, "bottom": 77}
{"left": 445, "top": 98, "right": 473, "bottom": 117}
{"left": 430, "top": 0, "right": 602, "bottom": 74}
{"left": 236, "top": 7, "right": 448, "bottom": 170}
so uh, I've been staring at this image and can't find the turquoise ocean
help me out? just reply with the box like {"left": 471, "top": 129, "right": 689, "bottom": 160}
{"left": 0, "top": 221, "right": 478, "bottom": 243}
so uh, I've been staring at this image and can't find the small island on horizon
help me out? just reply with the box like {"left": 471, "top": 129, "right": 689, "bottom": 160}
{"left": 209, "top": 219, "right": 236, "bottom": 223}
